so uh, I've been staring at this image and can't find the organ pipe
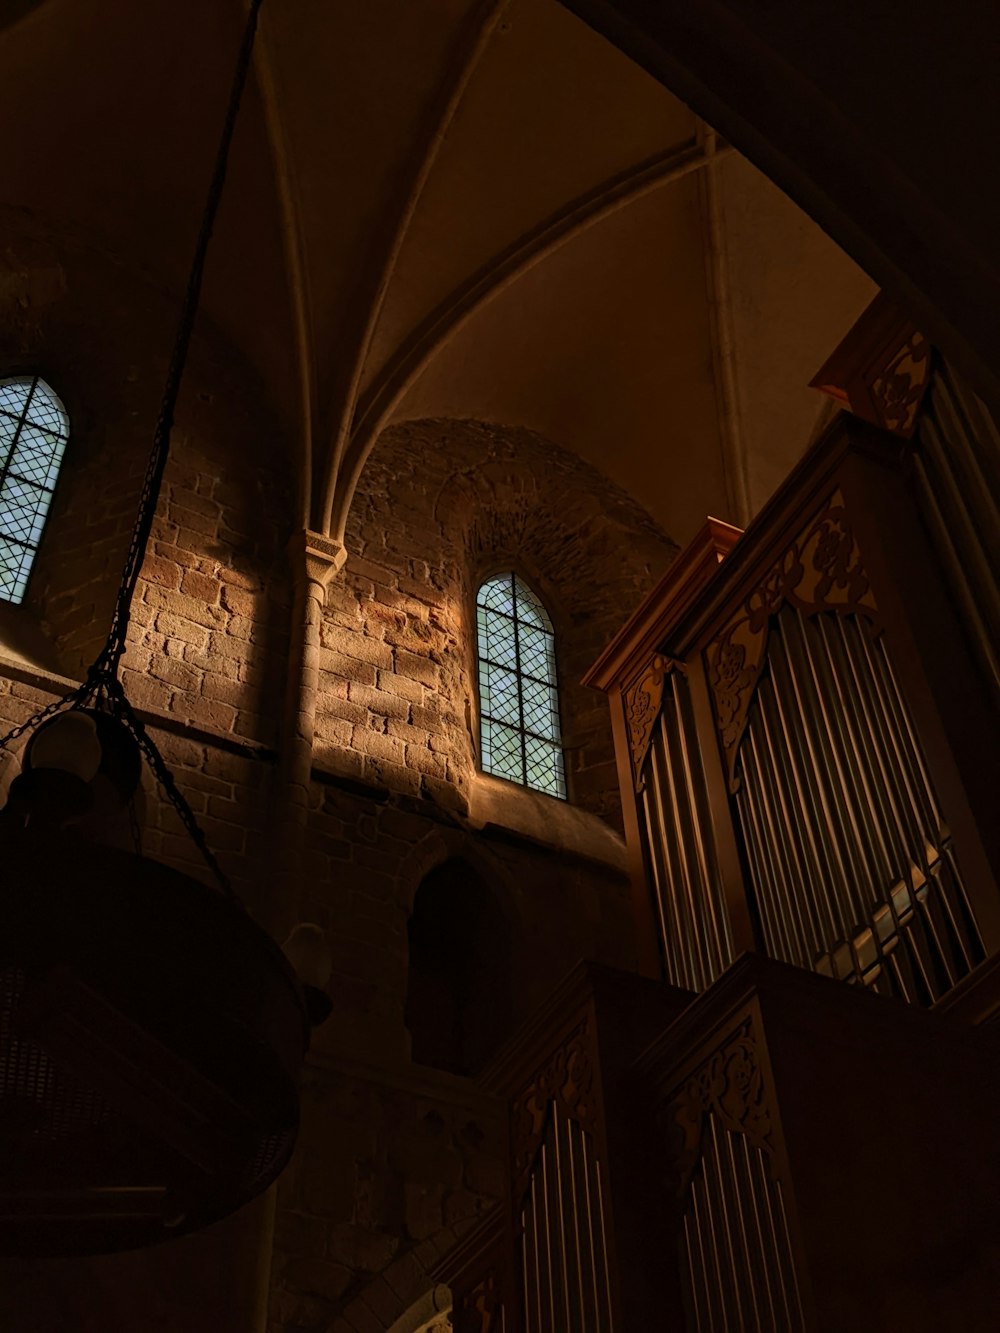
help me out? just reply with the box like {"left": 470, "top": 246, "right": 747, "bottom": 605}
{"left": 732, "top": 609, "right": 982, "bottom": 1001}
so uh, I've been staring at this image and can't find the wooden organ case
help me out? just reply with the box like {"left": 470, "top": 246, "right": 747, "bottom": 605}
{"left": 450, "top": 320, "right": 1000, "bottom": 1331}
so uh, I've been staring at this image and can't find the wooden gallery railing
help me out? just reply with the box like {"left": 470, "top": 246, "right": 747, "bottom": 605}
{"left": 584, "top": 386, "right": 1000, "bottom": 1009}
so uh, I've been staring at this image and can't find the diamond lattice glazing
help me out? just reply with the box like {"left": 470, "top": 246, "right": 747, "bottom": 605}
{"left": 476, "top": 573, "right": 565, "bottom": 799}
{"left": 0, "top": 377, "right": 70, "bottom": 604}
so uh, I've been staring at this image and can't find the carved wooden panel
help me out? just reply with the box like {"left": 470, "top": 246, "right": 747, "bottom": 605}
{"left": 666, "top": 1015, "right": 774, "bottom": 1198}
{"left": 810, "top": 292, "right": 931, "bottom": 439}
{"left": 509, "top": 1018, "right": 597, "bottom": 1204}
{"left": 705, "top": 490, "right": 879, "bottom": 789}
{"left": 452, "top": 1274, "right": 502, "bottom": 1333}
{"left": 867, "top": 330, "right": 931, "bottom": 437}
{"left": 622, "top": 653, "right": 680, "bottom": 791}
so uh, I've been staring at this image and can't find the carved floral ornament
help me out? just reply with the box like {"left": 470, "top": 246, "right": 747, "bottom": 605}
{"left": 667, "top": 1017, "right": 774, "bottom": 1200}
{"left": 867, "top": 329, "right": 931, "bottom": 438}
{"left": 809, "top": 294, "right": 932, "bottom": 440}
{"left": 453, "top": 1275, "right": 502, "bottom": 1333}
{"left": 510, "top": 1019, "right": 597, "bottom": 1204}
{"left": 705, "top": 490, "right": 880, "bottom": 791}
{"left": 623, "top": 654, "right": 681, "bottom": 792}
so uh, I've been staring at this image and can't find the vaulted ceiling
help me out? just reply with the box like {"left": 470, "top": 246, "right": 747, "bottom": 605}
{"left": 0, "top": 0, "right": 874, "bottom": 545}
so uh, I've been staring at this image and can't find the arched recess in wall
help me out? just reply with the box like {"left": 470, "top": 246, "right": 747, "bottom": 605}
{"left": 405, "top": 856, "right": 514, "bottom": 1077}
{"left": 331, "top": 417, "right": 678, "bottom": 832}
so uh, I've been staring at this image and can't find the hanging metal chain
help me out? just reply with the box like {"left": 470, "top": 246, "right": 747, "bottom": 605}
{"left": 110, "top": 679, "right": 233, "bottom": 897}
{"left": 0, "top": 688, "right": 85, "bottom": 754}
{"left": 1, "top": 0, "right": 266, "bottom": 901}
{"left": 104, "top": 0, "right": 266, "bottom": 674}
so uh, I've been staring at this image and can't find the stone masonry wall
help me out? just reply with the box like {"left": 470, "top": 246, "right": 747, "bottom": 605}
{"left": 0, "top": 227, "right": 675, "bottom": 1333}
{"left": 0, "top": 218, "right": 292, "bottom": 911}
{"left": 268, "top": 420, "right": 676, "bottom": 1330}
{"left": 321, "top": 417, "right": 678, "bottom": 829}
{"left": 270, "top": 1061, "right": 504, "bottom": 1333}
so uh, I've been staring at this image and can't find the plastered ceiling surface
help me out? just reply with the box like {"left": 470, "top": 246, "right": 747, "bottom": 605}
{"left": 0, "top": 0, "right": 873, "bottom": 546}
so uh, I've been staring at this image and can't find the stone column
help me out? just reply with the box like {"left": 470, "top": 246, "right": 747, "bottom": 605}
{"left": 270, "top": 528, "right": 346, "bottom": 940}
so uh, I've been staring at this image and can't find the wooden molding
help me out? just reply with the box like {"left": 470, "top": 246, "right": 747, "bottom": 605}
{"left": 583, "top": 517, "right": 742, "bottom": 694}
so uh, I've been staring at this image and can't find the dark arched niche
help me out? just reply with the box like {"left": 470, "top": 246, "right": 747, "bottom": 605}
{"left": 405, "top": 858, "right": 514, "bottom": 1077}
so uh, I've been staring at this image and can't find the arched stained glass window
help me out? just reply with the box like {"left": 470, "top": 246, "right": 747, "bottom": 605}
{"left": 476, "top": 573, "right": 565, "bottom": 799}
{"left": 0, "top": 376, "right": 69, "bottom": 604}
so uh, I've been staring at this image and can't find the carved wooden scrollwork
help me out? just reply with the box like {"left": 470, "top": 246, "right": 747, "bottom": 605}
{"left": 453, "top": 1275, "right": 502, "bottom": 1333}
{"left": 867, "top": 329, "right": 931, "bottom": 438}
{"left": 510, "top": 1019, "right": 597, "bottom": 1203}
{"left": 623, "top": 653, "right": 680, "bottom": 792}
{"left": 810, "top": 293, "right": 931, "bottom": 439}
{"left": 705, "top": 490, "right": 880, "bottom": 789}
{"left": 667, "top": 1017, "right": 773, "bottom": 1199}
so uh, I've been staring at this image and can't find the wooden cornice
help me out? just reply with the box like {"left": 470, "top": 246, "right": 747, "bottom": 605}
{"left": 651, "top": 414, "right": 908, "bottom": 668}
{"left": 582, "top": 516, "right": 742, "bottom": 693}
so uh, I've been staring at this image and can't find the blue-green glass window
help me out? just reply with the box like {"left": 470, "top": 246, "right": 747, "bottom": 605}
{"left": 0, "top": 376, "right": 70, "bottom": 604}
{"left": 476, "top": 573, "right": 566, "bottom": 799}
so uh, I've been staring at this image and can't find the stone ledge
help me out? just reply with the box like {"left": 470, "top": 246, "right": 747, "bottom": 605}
{"left": 467, "top": 771, "right": 628, "bottom": 873}
{"left": 304, "top": 1044, "right": 500, "bottom": 1119}
{"left": 311, "top": 762, "right": 629, "bottom": 875}
{"left": 0, "top": 652, "right": 277, "bottom": 763}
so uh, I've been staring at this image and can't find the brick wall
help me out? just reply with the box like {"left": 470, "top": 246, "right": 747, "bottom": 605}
{"left": 0, "top": 229, "right": 670, "bottom": 1331}
{"left": 270, "top": 1064, "right": 503, "bottom": 1332}
{"left": 0, "top": 215, "right": 291, "bottom": 750}
{"left": 0, "top": 222, "right": 292, "bottom": 914}
{"left": 275, "top": 418, "right": 672, "bottom": 1326}
{"left": 322, "top": 417, "right": 677, "bottom": 829}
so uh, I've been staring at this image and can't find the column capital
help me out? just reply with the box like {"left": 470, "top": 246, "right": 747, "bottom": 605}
{"left": 289, "top": 529, "right": 348, "bottom": 591}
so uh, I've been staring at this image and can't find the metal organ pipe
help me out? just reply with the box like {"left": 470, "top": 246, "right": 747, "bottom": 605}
{"left": 519, "top": 1107, "right": 615, "bottom": 1333}
{"left": 731, "top": 608, "right": 982, "bottom": 1001}
{"left": 638, "top": 671, "right": 734, "bottom": 992}
{"left": 679, "top": 1115, "right": 805, "bottom": 1332}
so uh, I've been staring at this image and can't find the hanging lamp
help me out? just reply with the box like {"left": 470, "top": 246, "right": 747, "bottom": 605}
{"left": 0, "top": 0, "right": 323, "bottom": 1256}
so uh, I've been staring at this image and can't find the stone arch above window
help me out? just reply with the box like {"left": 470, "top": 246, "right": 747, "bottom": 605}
{"left": 0, "top": 375, "right": 69, "bottom": 604}
{"left": 476, "top": 572, "right": 565, "bottom": 799}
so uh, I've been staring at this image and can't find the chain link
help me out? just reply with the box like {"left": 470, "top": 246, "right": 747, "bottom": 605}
{"left": 112, "top": 681, "right": 234, "bottom": 899}
{"left": 0, "top": 687, "right": 86, "bottom": 754}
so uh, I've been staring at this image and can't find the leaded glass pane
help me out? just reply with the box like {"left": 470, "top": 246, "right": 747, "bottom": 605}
{"left": 0, "top": 418, "right": 18, "bottom": 469}
{"left": 0, "top": 537, "right": 31, "bottom": 602}
{"left": 480, "top": 661, "right": 520, "bottom": 727}
{"left": 479, "top": 607, "right": 518, "bottom": 672}
{"left": 517, "top": 623, "right": 555, "bottom": 682}
{"left": 11, "top": 424, "right": 66, "bottom": 489}
{"left": 0, "top": 380, "right": 32, "bottom": 420}
{"left": 0, "top": 376, "right": 69, "bottom": 604}
{"left": 476, "top": 572, "right": 565, "bottom": 799}
{"left": 23, "top": 391, "right": 67, "bottom": 437}
{"left": 521, "top": 675, "right": 560, "bottom": 742}
{"left": 513, "top": 580, "right": 552, "bottom": 631}
{"left": 524, "top": 734, "right": 564, "bottom": 797}
{"left": 481, "top": 718, "right": 523, "bottom": 784}
{"left": 478, "top": 574, "right": 515, "bottom": 616}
